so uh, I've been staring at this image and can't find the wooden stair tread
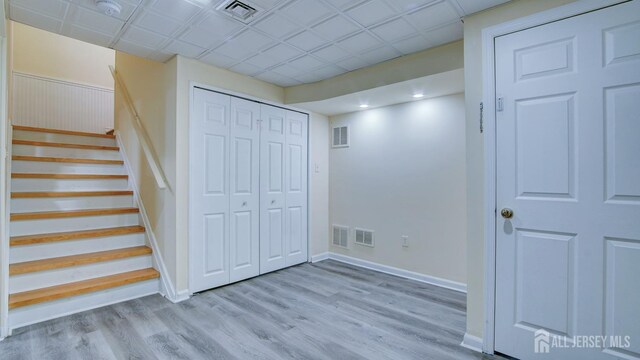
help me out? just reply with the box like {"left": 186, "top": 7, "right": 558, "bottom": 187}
{"left": 10, "top": 246, "right": 152, "bottom": 275}
{"left": 9, "top": 268, "right": 159, "bottom": 309}
{"left": 11, "top": 226, "right": 146, "bottom": 246}
{"left": 13, "top": 125, "right": 116, "bottom": 139}
{"left": 13, "top": 139, "right": 119, "bottom": 151}
{"left": 12, "top": 173, "right": 128, "bottom": 179}
{"left": 11, "top": 207, "right": 139, "bottom": 221}
{"left": 12, "top": 155, "right": 123, "bottom": 165}
{"left": 12, "top": 190, "right": 133, "bottom": 198}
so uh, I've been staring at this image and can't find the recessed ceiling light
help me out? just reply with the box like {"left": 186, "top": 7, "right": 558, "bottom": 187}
{"left": 360, "top": 104, "right": 369, "bottom": 108}
{"left": 413, "top": 93, "right": 424, "bottom": 98}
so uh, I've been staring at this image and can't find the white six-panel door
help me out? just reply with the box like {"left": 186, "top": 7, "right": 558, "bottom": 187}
{"left": 191, "top": 88, "right": 308, "bottom": 292}
{"left": 190, "top": 89, "right": 231, "bottom": 292}
{"left": 495, "top": 2, "right": 640, "bottom": 359}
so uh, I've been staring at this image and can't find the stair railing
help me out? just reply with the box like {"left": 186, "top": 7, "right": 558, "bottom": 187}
{"left": 109, "top": 65, "right": 168, "bottom": 190}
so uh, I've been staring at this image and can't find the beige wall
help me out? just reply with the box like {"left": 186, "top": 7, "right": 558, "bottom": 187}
{"left": 329, "top": 94, "right": 467, "bottom": 283}
{"left": 285, "top": 40, "right": 463, "bottom": 104}
{"left": 114, "top": 52, "right": 178, "bottom": 288}
{"left": 463, "top": 0, "right": 577, "bottom": 339}
{"left": 174, "top": 55, "right": 330, "bottom": 291}
{"left": 11, "top": 21, "right": 114, "bottom": 89}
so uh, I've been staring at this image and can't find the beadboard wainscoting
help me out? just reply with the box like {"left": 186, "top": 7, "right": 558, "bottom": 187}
{"left": 12, "top": 72, "right": 114, "bottom": 133}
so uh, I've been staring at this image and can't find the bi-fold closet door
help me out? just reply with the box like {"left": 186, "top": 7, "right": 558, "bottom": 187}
{"left": 190, "top": 88, "right": 308, "bottom": 293}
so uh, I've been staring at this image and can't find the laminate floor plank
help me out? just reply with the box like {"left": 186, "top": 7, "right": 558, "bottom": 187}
{"left": 0, "top": 260, "right": 500, "bottom": 360}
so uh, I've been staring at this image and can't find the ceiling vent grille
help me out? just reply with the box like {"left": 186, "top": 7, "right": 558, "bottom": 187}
{"left": 332, "top": 125, "right": 349, "bottom": 148}
{"left": 217, "top": 0, "right": 260, "bottom": 24}
{"left": 332, "top": 225, "right": 349, "bottom": 248}
{"left": 355, "top": 228, "right": 374, "bottom": 247}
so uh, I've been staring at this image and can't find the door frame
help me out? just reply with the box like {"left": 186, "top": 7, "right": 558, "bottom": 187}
{"left": 187, "top": 81, "right": 311, "bottom": 294}
{"left": 480, "top": 0, "right": 628, "bottom": 354}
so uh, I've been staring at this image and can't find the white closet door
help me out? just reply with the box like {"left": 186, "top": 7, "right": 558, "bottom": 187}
{"left": 229, "top": 97, "right": 260, "bottom": 282}
{"left": 259, "top": 104, "right": 287, "bottom": 274}
{"left": 285, "top": 110, "right": 308, "bottom": 266}
{"left": 190, "top": 88, "right": 231, "bottom": 292}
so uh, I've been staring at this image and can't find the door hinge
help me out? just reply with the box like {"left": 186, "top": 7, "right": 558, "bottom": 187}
{"left": 479, "top": 102, "right": 484, "bottom": 133}
{"left": 496, "top": 97, "right": 504, "bottom": 112}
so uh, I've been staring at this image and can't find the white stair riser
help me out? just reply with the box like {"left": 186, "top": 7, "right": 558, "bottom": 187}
{"left": 10, "top": 255, "right": 153, "bottom": 293}
{"left": 11, "top": 178, "right": 129, "bottom": 192}
{"left": 11, "top": 213, "right": 140, "bottom": 236}
{"left": 12, "top": 160, "right": 126, "bottom": 175}
{"left": 9, "top": 279, "right": 159, "bottom": 330}
{"left": 11, "top": 195, "right": 134, "bottom": 213}
{"left": 10, "top": 233, "right": 146, "bottom": 263}
{"left": 12, "top": 144, "right": 122, "bottom": 160}
{"left": 13, "top": 130, "right": 117, "bottom": 147}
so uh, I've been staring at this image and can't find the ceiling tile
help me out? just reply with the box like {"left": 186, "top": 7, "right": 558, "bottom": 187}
{"left": 9, "top": 5, "right": 63, "bottom": 33}
{"left": 230, "top": 62, "right": 264, "bottom": 76}
{"left": 322, "top": 0, "right": 367, "bottom": 11}
{"left": 390, "top": 34, "right": 428, "bottom": 54}
{"left": 311, "top": 65, "right": 347, "bottom": 79}
{"left": 148, "top": 52, "right": 175, "bottom": 63}
{"left": 199, "top": 51, "right": 237, "bottom": 68}
{"left": 180, "top": 11, "right": 243, "bottom": 48}
{"left": 121, "top": 26, "right": 167, "bottom": 48}
{"left": 285, "top": 31, "right": 327, "bottom": 52}
{"left": 271, "top": 63, "right": 305, "bottom": 78}
{"left": 312, "top": 45, "right": 351, "bottom": 62}
{"left": 371, "top": 18, "right": 417, "bottom": 42}
{"left": 294, "top": 72, "right": 326, "bottom": 83}
{"left": 68, "top": 24, "right": 113, "bottom": 47}
{"left": 70, "top": 0, "right": 139, "bottom": 21}
{"left": 115, "top": 39, "right": 154, "bottom": 58}
{"left": 71, "top": 5, "right": 125, "bottom": 36}
{"left": 312, "top": 15, "right": 359, "bottom": 42}
{"left": 163, "top": 40, "right": 206, "bottom": 58}
{"left": 386, "top": 0, "right": 435, "bottom": 13}
{"left": 279, "top": 0, "right": 334, "bottom": 27}
{"left": 359, "top": 45, "right": 399, "bottom": 63}
{"left": 261, "top": 44, "right": 303, "bottom": 63}
{"left": 454, "top": 0, "right": 510, "bottom": 15}
{"left": 146, "top": 0, "right": 203, "bottom": 22}
{"left": 337, "top": 31, "right": 381, "bottom": 54}
{"left": 253, "top": 13, "right": 300, "bottom": 39}
{"left": 245, "top": 52, "right": 283, "bottom": 69}
{"left": 247, "top": 0, "right": 287, "bottom": 10}
{"left": 255, "top": 71, "right": 301, "bottom": 87}
{"left": 213, "top": 29, "right": 275, "bottom": 60}
{"left": 421, "top": 21, "right": 463, "bottom": 47}
{"left": 336, "top": 55, "right": 368, "bottom": 71}
{"left": 406, "top": 1, "right": 460, "bottom": 30}
{"left": 12, "top": 0, "right": 68, "bottom": 18}
{"left": 135, "top": 10, "right": 183, "bottom": 37}
{"left": 346, "top": 0, "right": 396, "bottom": 27}
{"left": 288, "top": 55, "right": 325, "bottom": 71}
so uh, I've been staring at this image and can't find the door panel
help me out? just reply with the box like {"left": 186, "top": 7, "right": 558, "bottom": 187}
{"left": 260, "top": 104, "right": 287, "bottom": 273}
{"left": 229, "top": 97, "right": 260, "bottom": 282}
{"left": 285, "top": 110, "right": 308, "bottom": 266}
{"left": 190, "top": 89, "right": 231, "bottom": 292}
{"left": 495, "top": 2, "right": 640, "bottom": 359}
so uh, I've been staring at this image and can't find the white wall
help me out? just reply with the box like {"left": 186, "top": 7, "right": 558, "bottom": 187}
{"left": 329, "top": 93, "right": 467, "bottom": 284}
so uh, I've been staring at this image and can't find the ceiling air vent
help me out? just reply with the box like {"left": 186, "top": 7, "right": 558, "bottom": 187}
{"left": 217, "top": 0, "right": 261, "bottom": 24}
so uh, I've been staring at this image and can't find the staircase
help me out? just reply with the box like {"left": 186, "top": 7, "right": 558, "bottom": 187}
{"left": 7, "top": 125, "right": 160, "bottom": 329}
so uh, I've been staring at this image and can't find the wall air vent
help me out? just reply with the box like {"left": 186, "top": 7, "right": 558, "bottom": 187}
{"left": 354, "top": 228, "right": 374, "bottom": 247}
{"left": 217, "top": 0, "right": 261, "bottom": 24}
{"left": 332, "top": 125, "right": 349, "bottom": 148}
{"left": 332, "top": 225, "right": 349, "bottom": 248}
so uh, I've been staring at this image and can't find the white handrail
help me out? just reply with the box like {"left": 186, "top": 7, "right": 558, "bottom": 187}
{"left": 109, "top": 65, "right": 168, "bottom": 190}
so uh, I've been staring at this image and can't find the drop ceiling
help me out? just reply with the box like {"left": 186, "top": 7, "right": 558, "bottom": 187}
{"left": 6, "top": 0, "right": 509, "bottom": 87}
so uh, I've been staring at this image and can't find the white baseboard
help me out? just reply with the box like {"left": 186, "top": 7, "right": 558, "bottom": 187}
{"left": 311, "top": 252, "right": 330, "bottom": 262}
{"left": 461, "top": 333, "right": 483, "bottom": 353}
{"left": 170, "top": 289, "right": 191, "bottom": 303}
{"left": 116, "top": 132, "right": 184, "bottom": 303}
{"left": 317, "top": 252, "right": 467, "bottom": 293}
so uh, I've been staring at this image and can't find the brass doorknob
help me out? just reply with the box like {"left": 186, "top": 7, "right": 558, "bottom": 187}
{"left": 501, "top": 208, "right": 514, "bottom": 219}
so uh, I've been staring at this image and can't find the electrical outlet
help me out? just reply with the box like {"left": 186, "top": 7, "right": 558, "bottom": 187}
{"left": 401, "top": 235, "right": 409, "bottom": 247}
